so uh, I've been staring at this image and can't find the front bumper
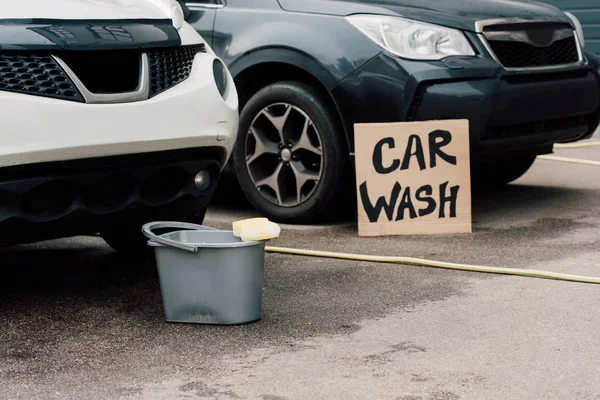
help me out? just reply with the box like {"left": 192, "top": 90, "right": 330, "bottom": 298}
{"left": 0, "top": 51, "right": 239, "bottom": 169}
{"left": 331, "top": 50, "right": 600, "bottom": 163}
{"left": 0, "top": 148, "right": 223, "bottom": 246}
{"left": 0, "top": 46, "right": 239, "bottom": 245}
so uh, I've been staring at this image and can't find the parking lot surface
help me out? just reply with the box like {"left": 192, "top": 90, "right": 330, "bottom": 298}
{"left": 1, "top": 144, "right": 600, "bottom": 400}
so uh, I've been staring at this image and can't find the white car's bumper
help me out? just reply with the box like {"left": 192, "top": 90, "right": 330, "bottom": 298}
{"left": 0, "top": 44, "right": 239, "bottom": 246}
{"left": 0, "top": 51, "right": 238, "bottom": 169}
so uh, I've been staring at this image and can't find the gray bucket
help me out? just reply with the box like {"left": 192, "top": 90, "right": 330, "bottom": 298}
{"left": 142, "top": 221, "right": 265, "bottom": 325}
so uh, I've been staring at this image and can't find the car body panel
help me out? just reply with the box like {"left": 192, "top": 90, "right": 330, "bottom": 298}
{"left": 276, "top": 0, "right": 573, "bottom": 31}
{"left": 331, "top": 50, "right": 600, "bottom": 160}
{"left": 185, "top": 3, "right": 217, "bottom": 46}
{"left": 0, "top": 51, "right": 238, "bottom": 168}
{"left": 206, "top": 2, "right": 380, "bottom": 90}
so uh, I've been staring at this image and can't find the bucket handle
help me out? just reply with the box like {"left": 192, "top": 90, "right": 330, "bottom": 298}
{"left": 142, "top": 221, "right": 217, "bottom": 253}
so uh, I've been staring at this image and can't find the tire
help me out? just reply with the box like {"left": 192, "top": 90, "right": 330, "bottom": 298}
{"left": 473, "top": 155, "right": 536, "bottom": 188}
{"left": 232, "top": 81, "right": 351, "bottom": 224}
{"left": 101, "top": 207, "right": 207, "bottom": 255}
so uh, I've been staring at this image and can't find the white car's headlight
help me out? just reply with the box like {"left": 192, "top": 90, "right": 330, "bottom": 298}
{"left": 345, "top": 14, "right": 475, "bottom": 60}
{"left": 147, "top": 0, "right": 184, "bottom": 30}
{"left": 565, "top": 12, "right": 585, "bottom": 48}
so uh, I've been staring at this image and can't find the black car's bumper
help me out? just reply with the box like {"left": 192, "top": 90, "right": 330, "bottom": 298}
{"left": 0, "top": 148, "right": 224, "bottom": 246}
{"left": 331, "top": 51, "right": 600, "bottom": 163}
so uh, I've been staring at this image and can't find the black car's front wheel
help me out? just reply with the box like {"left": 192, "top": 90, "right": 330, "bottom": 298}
{"left": 232, "top": 81, "right": 350, "bottom": 224}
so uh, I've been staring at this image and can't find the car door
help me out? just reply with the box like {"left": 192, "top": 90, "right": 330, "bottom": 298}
{"left": 183, "top": 0, "right": 222, "bottom": 46}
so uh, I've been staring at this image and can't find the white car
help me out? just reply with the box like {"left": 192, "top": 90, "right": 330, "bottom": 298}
{"left": 0, "top": 0, "right": 238, "bottom": 251}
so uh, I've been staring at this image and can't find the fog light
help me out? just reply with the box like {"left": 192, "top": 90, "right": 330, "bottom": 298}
{"left": 194, "top": 170, "right": 211, "bottom": 191}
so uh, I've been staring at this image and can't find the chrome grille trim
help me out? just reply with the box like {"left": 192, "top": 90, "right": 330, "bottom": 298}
{"left": 475, "top": 18, "right": 585, "bottom": 72}
{"left": 474, "top": 18, "right": 575, "bottom": 33}
{"left": 53, "top": 53, "right": 150, "bottom": 104}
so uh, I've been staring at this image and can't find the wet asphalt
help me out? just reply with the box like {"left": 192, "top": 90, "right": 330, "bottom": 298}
{"left": 1, "top": 143, "right": 600, "bottom": 399}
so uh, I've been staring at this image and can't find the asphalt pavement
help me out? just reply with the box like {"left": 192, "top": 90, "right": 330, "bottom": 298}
{"left": 1, "top": 143, "right": 600, "bottom": 399}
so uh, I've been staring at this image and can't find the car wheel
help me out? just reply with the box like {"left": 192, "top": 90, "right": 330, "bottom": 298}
{"left": 232, "top": 81, "right": 351, "bottom": 223}
{"left": 474, "top": 155, "right": 536, "bottom": 187}
{"left": 101, "top": 207, "right": 207, "bottom": 255}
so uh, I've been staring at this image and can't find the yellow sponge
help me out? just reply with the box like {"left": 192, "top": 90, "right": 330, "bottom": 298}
{"left": 233, "top": 218, "right": 281, "bottom": 242}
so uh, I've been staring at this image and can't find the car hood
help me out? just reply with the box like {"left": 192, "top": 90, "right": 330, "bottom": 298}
{"left": 0, "top": 0, "right": 167, "bottom": 20}
{"left": 0, "top": 0, "right": 187, "bottom": 51}
{"left": 277, "top": 0, "right": 572, "bottom": 32}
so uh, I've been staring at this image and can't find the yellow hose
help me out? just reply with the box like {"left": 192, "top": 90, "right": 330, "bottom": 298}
{"left": 538, "top": 155, "right": 600, "bottom": 166}
{"left": 265, "top": 246, "right": 600, "bottom": 285}
{"left": 254, "top": 149, "right": 600, "bottom": 285}
{"left": 263, "top": 151, "right": 600, "bottom": 285}
{"left": 554, "top": 141, "right": 600, "bottom": 149}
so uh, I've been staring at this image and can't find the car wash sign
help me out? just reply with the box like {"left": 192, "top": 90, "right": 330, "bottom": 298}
{"left": 354, "top": 120, "right": 472, "bottom": 237}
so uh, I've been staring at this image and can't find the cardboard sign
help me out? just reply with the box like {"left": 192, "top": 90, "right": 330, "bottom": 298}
{"left": 354, "top": 120, "right": 471, "bottom": 237}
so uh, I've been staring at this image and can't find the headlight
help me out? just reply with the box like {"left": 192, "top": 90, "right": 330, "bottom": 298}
{"left": 345, "top": 14, "right": 475, "bottom": 60}
{"left": 147, "top": 0, "right": 184, "bottom": 30}
{"left": 565, "top": 12, "right": 585, "bottom": 48}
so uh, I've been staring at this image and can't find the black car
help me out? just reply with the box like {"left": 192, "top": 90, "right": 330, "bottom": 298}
{"left": 184, "top": 0, "right": 600, "bottom": 223}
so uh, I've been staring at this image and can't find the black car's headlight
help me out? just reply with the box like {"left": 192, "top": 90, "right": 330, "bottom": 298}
{"left": 213, "top": 59, "right": 229, "bottom": 99}
{"left": 346, "top": 14, "right": 476, "bottom": 61}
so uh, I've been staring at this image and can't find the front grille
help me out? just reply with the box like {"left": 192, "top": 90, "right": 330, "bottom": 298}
{"left": 0, "top": 53, "right": 83, "bottom": 101}
{"left": 0, "top": 44, "right": 206, "bottom": 102}
{"left": 57, "top": 50, "right": 141, "bottom": 93}
{"left": 480, "top": 21, "right": 582, "bottom": 70}
{"left": 147, "top": 44, "right": 206, "bottom": 97}
{"left": 487, "top": 36, "right": 579, "bottom": 69}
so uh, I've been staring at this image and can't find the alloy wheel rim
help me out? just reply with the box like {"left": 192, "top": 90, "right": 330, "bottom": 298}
{"left": 245, "top": 103, "right": 324, "bottom": 207}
